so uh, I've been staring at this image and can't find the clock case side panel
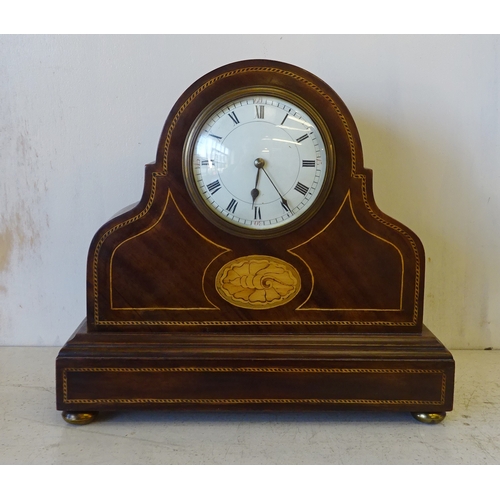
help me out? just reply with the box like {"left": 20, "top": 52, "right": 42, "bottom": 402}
{"left": 85, "top": 161, "right": 160, "bottom": 331}
{"left": 346, "top": 166, "right": 426, "bottom": 331}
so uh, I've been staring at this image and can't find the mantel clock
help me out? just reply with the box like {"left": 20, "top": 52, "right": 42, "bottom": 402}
{"left": 56, "top": 60, "right": 454, "bottom": 425}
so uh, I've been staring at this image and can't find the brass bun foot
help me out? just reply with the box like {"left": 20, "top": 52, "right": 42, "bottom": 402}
{"left": 62, "top": 411, "right": 98, "bottom": 425}
{"left": 411, "top": 412, "right": 446, "bottom": 424}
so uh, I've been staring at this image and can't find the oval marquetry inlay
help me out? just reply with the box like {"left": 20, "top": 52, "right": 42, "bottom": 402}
{"left": 215, "top": 255, "right": 301, "bottom": 310}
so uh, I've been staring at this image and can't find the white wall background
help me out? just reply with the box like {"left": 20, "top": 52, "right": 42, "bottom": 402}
{"left": 1, "top": 34, "right": 499, "bottom": 348}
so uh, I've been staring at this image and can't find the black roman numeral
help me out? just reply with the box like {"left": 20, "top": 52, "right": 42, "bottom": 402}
{"left": 254, "top": 206, "right": 261, "bottom": 219}
{"left": 209, "top": 134, "right": 222, "bottom": 140}
{"left": 296, "top": 133, "right": 309, "bottom": 143}
{"left": 255, "top": 105, "right": 265, "bottom": 119}
{"left": 228, "top": 111, "right": 239, "bottom": 125}
{"left": 294, "top": 182, "right": 309, "bottom": 196}
{"left": 302, "top": 160, "right": 315, "bottom": 168}
{"left": 280, "top": 113, "right": 289, "bottom": 125}
{"left": 226, "top": 198, "right": 238, "bottom": 213}
{"left": 206, "top": 180, "right": 221, "bottom": 195}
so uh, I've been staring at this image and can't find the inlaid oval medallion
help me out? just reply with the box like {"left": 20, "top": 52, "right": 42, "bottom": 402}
{"left": 215, "top": 255, "right": 301, "bottom": 309}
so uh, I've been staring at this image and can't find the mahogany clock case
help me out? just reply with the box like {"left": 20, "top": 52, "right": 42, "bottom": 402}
{"left": 56, "top": 59, "right": 454, "bottom": 421}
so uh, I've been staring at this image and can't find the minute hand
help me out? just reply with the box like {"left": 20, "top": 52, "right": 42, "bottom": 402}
{"left": 261, "top": 168, "right": 290, "bottom": 212}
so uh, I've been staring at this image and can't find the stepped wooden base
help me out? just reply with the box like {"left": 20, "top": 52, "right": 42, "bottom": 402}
{"left": 56, "top": 320, "right": 454, "bottom": 423}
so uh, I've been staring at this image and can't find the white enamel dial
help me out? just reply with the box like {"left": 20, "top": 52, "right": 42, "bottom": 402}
{"left": 186, "top": 93, "right": 331, "bottom": 236}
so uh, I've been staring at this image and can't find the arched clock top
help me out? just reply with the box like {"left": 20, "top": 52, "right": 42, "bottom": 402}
{"left": 156, "top": 60, "right": 364, "bottom": 185}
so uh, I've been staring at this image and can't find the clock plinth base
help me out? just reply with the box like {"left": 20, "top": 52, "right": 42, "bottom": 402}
{"left": 56, "top": 320, "right": 454, "bottom": 423}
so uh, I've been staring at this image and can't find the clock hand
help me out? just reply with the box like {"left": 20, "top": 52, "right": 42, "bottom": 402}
{"left": 261, "top": 165, "right": 291, "bottom": 212}
{"left": 251, "top": 158, "right": 264, "bottom": 208}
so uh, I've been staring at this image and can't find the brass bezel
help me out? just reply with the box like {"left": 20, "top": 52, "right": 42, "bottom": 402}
{"left": 182, "top": 86, "right": 335, "bottom": 239}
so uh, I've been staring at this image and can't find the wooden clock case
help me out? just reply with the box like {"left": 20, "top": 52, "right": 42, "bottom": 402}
{"left": 56, "top": 60, "right": 454, "bottom": 424}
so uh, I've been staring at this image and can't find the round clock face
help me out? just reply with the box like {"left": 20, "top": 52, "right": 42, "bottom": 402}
{"left": 183, "top": 88, "right": 334, "bottom": 237}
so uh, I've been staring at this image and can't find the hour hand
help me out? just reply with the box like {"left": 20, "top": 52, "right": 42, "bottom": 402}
{"left": 251, "top": 187, "right": 259, "bottom": 207}
{"left": 251, "top": 158, "right": 265, "bottom": 207}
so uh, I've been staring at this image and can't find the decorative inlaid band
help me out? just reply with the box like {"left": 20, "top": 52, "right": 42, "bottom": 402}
{"left": 63, "top": 367, "right": 446, "bottom": 406}
{"left": 94, "top": 320, "right": 418, "bottom": 327}
{"left": 64, "top": 397, "right": 444, "bottom": 406}
{"left": 66, "top": 366, "right": 444, "bottom": 374}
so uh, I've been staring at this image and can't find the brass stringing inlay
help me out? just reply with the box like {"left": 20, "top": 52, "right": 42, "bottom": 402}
{"left": 216, "top": 255, "right": 301, "bottom": 309}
